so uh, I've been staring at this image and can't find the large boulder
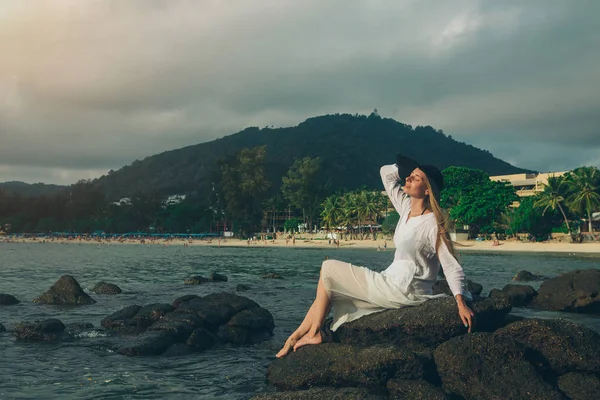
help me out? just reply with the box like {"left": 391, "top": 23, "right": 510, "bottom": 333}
{"left": 117, "top": 331, "right": 178, "bottom": 356}
{"left": 434, "top": 333, "right": 563, "bottom": 400}
{"left": 0, "top": 293, "right": 20, "bottom": 305}
{"left": 513, "top": 270, "right": 546, "bottom": 282}
{"left": 267, "top": 343, "right": 425, "bottom": 391}
{"left": 209, "top": 272, "right": 228, "bottom": 282}
{"left": 14, "top": 318, "right": 70, "bottom": 341}
{"left": 495, "top": 318, "right": 600, "bottom": 374}
{"left": 531, "top": 269, "right": 600, "bottom": 313}
{"left": 132, "top": 303, "right": 174, "bottom": 327}
{"left": 251, "top": 387, "right": 386, "bottom": 400}
{"left": 557, "top": 372, "right": 600, "bottom": 400}
{"left": 33, "top": 275, "right": 96, "bottom": 305}
{"left": 489, "top": 284, "right": 537, "bottom": 307}
{"left": 386, "top": 378, "right": 448, "bottom": 400}
{"left": 172, "top": 295, "right": 199, "bottom": 308}
{"left": 101, "top": 305, "right": 142, "bottom": 329}
{"left": 186, "top": 328, "right": 217, "bottom": 351}
{"left": 217, "top": 307, "right": 275, "bottom": 344}
{"left": 334, "top": 298, "right": 511, "bottom": 348}
{"left": 91, "top": 281, "right": 122, "bottom": 294}
{"left": 432, "top": 279, "right": 483, "bottom": 296}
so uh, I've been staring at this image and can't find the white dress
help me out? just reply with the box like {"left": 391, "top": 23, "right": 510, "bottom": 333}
{"left": 322, "top": 164, "right": 472, "bottom": 331}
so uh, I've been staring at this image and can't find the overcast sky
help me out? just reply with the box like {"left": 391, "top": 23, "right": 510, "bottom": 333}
{"left": 1, "top": 0, "right": 599, "bottom": 185}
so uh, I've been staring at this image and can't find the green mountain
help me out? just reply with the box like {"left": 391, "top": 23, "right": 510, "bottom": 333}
{"left": 91, "top": 113, "right": 527, "bottom": 200}
{"left": 0, "top": 181, "right": 66, "bottom": 196}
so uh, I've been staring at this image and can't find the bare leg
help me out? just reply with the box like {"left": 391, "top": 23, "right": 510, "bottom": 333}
{"left": 276, "top": 270, "right": 332, "bottom": 358}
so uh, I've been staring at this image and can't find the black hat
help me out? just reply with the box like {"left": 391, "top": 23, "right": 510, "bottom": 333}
{"left": 396, "top": 153, "right": 444, "bottom": 198}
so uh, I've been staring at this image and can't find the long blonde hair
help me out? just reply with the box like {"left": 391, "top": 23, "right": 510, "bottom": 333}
{"left": 423, "top": 178, "right": 457, "bottom": 259}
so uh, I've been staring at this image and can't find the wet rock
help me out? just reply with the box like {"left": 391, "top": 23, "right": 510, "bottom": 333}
{"left": 432, "top": 279, "right": 483, "bottom": 296}
{"left": 489, "top": 284, "right": 537, "bottom": 307}
{"left": 386, "top": 379, "right": 448, "bottom": 400}
{"left": 0, "top": 323, "right": 5, "bottom": 333}
{"left": 163, "top": 343, "right": 196, "bottom": 357}
{"left": 163, "top": 311, "right": 206, "bottom": 329}
{"left": 33, "top": 275, "right": 96, "bottom": 305}
{"left": 267, "top": 343, "right": 424, "bottom": 391}
{"left": 557, "top": 372, "right": 600, "bottom": 400}
{"left": 186, "top": 328, "right": 216, "bottom": 351}
{"left": 177, "top": 298, "right": 237, "bottom": 329}
{"left": 14, "top": 318, "right": 71, "bottom": 341}
{"left": 513, "top": 270, "right": 546, "bottom": 282}
{"left": 495, "top": 318, "right": 600, "bottom": 374}
{"left": 117, "top": 331, "right": 178, "bottom": 356}
{"left": 172, "top": 294, "right": 199, "bottom": 308}
{"left": 434, "top": 333, "right": 563, "bottom": 400}
{"left": 531, "top": 269, "right": 600, "bottom": 313}
{"left": 209, "top": 272, "right": 228, "bottom": 282}
{"left": 91, "top": 281, "right": 122, "bottom": 294}
{"left": 65, "top": 322, "right": 94, "bottom": 331}
{"left": 251, "top": 387, "right": 386, "bottom": 400}
{"left": 202, "top": 292, "right": 260, "bottom": 313}
{"left": 262, "top": 273, "right": 284, "bottom": 279}
{"left": 184, "top": 276, "right": 209, "bottom": 285}
{"left": 148, "top": 321, "right": 194, "bottom": 342}
{"left": 334, "top": 297, "right": 511, "bottom": 348}
{"left": 218, "top": 307, "right": 275, "bottom": 344}
{"left": 101, "top": 305, "right": 142, "bottom": 329}
{"left": 0, "top": 293, "right": 20, "bottom": 305}
{"left": 133, "top": 303, "right": 175, "bottom": 327}
{"left": 236, "top": 284, "right": 251, "bottom": 292}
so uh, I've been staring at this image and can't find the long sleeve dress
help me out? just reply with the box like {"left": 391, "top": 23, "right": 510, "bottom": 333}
{"left": 322, "top": 164, "right": 472, "bottom": 331}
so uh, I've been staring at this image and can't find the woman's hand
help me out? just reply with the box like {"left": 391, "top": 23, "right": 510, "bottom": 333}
{"left": 455, "top": 295, "right": 475, "bottom": 333}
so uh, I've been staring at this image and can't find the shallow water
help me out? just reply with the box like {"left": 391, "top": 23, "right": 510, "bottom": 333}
{"left": 0, "top": 243, "right": 599, "bottom": 399}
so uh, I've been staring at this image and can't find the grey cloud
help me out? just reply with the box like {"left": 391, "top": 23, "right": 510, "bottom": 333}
{"left": 0, "top": 0, "right": 598, "bottom": 185}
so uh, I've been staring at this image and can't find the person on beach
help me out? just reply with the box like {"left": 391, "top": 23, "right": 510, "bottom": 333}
{"left": 276, "top": 154, "right": 475, "bottom": 358}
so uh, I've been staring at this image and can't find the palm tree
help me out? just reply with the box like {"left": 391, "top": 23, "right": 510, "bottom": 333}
{"left": 565, "top": 167, "right": 600, "bottom": 233}
{"left": 339, "top": 193, "right": 358, "bottom": 240}
{"left": 320, "top": 194, "right": 343, "bottom": 238}
{"left": 534, "top": 175, "right": 571, "bottom": 233}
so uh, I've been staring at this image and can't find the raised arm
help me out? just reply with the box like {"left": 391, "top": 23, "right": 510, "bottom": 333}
{"left": 380, "top": 164, "right": 411, "bottom": 215}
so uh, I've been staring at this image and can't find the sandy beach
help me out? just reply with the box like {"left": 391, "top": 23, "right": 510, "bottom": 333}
{"left": 5, "top": 235, "right": 600, "bottom": 254}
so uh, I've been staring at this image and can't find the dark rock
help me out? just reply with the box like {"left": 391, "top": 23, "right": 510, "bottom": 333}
{"left": 262, "top": 273, "right": 284, "bottom": 279}
{"left": 227, "top": 307, "right": 275, "bottom": 332}
{"left": 266, "top": 343, "right": 424, "bottom": 391}
{"left": 117, "top": 331, "right": 177, "bottom": 356}
{"left": 236, "top": 284, "right": 251, "bottom": 292}
{"left": 202, "top": 292, "right": 260, "bottom": 313}
{"left": 163, "top": 343, "right": 196, "bottom": 357}
{"left": 91, "top": 281, "right": 122, "bottom": 294}
{"left": 172, "top": 294, "right": 199, "bottom": 308}
{"left": 386, "top": 379, "right": 448, "bottom": 400}
{"left": 531, "top": 269, "right": 600, "bottom": 313}
{"left": 557, "top": 372, "right": 600, "bottom": 400}
{"left": 163, "top": 311, "right": 206, "bottom": 329}
{"left": 177, "top": 298, "right": 237, "bottom": 329}
{"left": 184, "top": 276, "right": 209, "bottom": 285}
{"left": 132, "top": 303, "right": 175, "bottom": 327}
{"left": 489, "top": 284, "right": 537, "bottom": 307}
{"left": 0, "top": 323, "right": 5, "bottom": 333}
{"left": 65, "top": 322, "right": 94, "bottom": 331}
{"left": 33, "top": 275, "right": 96, "bottom": 305}
{"left": 495, "top": 318, "right": 600, "bottom": 374}
{"left": 434, "top": 333, "right": 563, "bottom": 400}
{"left": 186, "top": 328, "right": 216, "bottom": 351}
{"left": 334, "top": 297, "right": 511, "bottom": 348}
{"left": 0, "top": 293, "right": 20, "bottom": 305}
{"left": 101, "top": 305, "right": 142, "bottom": 329}
{"left": 14, "top": 318, "right": 70, "bottom": 341}
{"left": 209, "top": 272, "right": 228, "bottom": 282}
{"left": 432, "top": 279, "right": 483, "bottom": 296}
{"left": 251, "top": 387, "right": 386, "bottom": 400}
{"left": 148, "top": 321, "right": 194, "bottom": 342}
{"left": 513, "top": 270, "right": 546, "bottom": 282}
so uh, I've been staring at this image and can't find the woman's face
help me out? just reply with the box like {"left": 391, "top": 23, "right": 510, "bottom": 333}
{"left": 403, "top": 168, "right": 430, "bottom": 199}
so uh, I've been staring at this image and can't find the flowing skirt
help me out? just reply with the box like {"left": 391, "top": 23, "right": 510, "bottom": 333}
{"left": 321, "top": 259, "right": 444, "bottom": 331}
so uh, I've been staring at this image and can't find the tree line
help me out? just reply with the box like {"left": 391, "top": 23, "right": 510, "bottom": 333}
{"left": 1, "top": 145, "right": 598, "bottom": 242}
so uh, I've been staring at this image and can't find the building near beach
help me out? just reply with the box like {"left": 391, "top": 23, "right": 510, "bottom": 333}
{"left": 490, "top": 171, "right": 568, "bottom": 197}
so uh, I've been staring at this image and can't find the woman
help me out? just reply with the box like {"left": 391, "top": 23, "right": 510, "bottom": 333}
{"left": 276, "top": 155, "right": 475, "bottom": 358}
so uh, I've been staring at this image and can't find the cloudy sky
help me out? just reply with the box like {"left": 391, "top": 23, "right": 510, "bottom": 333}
{"left": 1, "top": 0, "right": 599, "bottom": 185}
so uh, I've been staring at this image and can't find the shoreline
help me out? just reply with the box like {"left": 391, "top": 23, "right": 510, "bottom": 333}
{"left": 3, "top": 236, "right": 600, "bottom": 254}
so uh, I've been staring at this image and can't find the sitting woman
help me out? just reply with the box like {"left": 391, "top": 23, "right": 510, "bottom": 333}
{"left": 276, "top": 155, "right": 475, "bottom": 358}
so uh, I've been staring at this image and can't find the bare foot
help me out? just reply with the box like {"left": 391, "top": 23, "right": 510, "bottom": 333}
{"left": 276, "top": 336, "right": 299, "bottom": 358}
{"left": 292, "top": 330, "right": 322, "bottom": 352}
